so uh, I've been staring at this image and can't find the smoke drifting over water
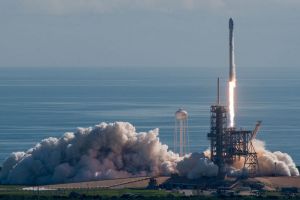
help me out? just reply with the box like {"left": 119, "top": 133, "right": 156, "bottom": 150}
{"left": 0, "top": 122, "right": 180, "bottom": 184}
{"left": 0, "top": 122, "right": 298, "bottom": 185}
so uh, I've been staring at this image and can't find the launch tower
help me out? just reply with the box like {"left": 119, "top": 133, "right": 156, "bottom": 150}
{"left": 207, "top": 19, "right": 260, "bottom": 178}
{"left": 207, "top": 78, "right": 228, "bottom": 178}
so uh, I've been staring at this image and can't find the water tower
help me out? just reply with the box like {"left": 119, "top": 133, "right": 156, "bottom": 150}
{"left": 174, "top": 108, "right": 189, "bottom": 156}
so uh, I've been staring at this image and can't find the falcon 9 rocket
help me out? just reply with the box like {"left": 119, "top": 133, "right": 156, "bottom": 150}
{"left": 228, "top": 18, "right": 236, "bottom": 127}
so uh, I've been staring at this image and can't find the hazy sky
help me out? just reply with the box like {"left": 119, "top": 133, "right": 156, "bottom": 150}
{"left": 0, "top": 0, "right": 300, "bottom": 68}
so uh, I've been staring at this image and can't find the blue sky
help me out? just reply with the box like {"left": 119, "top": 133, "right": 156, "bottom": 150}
{"left": 0, "top": 0, "right": 299, "bottom": 68}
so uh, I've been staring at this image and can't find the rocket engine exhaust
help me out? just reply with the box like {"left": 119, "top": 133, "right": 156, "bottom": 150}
{"left": 229, "top": 18, "right": 236, "bottom": 127}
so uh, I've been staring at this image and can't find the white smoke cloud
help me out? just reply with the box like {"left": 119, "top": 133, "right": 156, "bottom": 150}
{"left": 229, "top": 139, "right": 299, "bottom": 177}
{"left": 177, "top": 152, "right": 218, "bottom": 179}
{"left": 0, "top": 122, "right": 181, "bottom": 185}
{"left": 0, "top": 122, "right": 217, "bottom": 184}
{"left": 0, "top": 122, "right": 222, "bottom": 185}
{"left": 254, "top": 139, "right": 299, "bottom": 176}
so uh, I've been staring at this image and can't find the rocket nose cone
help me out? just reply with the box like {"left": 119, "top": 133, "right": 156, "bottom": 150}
{"left": 229, "top": 18, "right": 234, "bottom": 29}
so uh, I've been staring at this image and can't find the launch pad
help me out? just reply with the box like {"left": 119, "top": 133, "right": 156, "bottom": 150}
{"left": 207, "top": 100, "right": 260, "bottom": 178}
{"left": 207, "top": 18, "right": 261, "bottom": 178}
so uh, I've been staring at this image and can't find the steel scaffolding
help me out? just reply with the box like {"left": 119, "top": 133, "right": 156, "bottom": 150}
{"left": 207, "top": 105, "right": 259, "bottom": 178}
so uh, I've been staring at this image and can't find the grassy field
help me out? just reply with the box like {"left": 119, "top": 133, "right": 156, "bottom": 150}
{"left": 0, "top": 185, "right": 181, "bottom": 199}
{"left": 0, "top": 185, "right": 299, "bottom": 200}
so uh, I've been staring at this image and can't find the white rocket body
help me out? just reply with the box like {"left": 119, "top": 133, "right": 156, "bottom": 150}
{"left": 229, "top": 18, "right": 235, "bottom": 81}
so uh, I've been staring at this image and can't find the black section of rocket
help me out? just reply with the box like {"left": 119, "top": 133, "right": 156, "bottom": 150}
{"left": 229, "top": 18, "right": 235, "bottom": 81}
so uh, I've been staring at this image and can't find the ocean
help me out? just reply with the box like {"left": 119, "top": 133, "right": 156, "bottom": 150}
{"left": 0, "top": 66, "right": 299, "bottom": 165}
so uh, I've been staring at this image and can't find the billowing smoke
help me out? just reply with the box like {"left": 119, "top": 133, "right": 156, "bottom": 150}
{"left": 0, "top": 122, "right": 181, "bottom": 185}
{"left": 177, "top": 152, "right": 218, "bottom": 179}
{"left": 230, "top": 139, "right": 299, "bottom": 177}
{"left": 0, "top": 122, "right": 218, "bottom": 185}
{"left": 254, "top": 139, "right": 299, "bottom": 176}
{"left": 0, "top": 122, "right": 298, "bottom": 185}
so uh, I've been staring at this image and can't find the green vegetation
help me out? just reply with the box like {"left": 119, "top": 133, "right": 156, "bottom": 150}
{"left": 0, "top": 186, "right": 181, "bottom": 200}
{"left": 0, "top": 185, "right": 300, "bottom": 200}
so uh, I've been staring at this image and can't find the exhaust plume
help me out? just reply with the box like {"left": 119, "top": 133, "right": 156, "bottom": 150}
{"left": 0, "top": 122, "right": 218, "bottom": 185}
{"left": 254, "top": 139, "right": 299, "bottom": 176}
{"left": 0, "top": 122, "right": 181, "bottom": 185}
{"left": 228, "top": 80, "right": 236, "bottom": 127}
{"left": 230, "top": 139, "right": 299, "bottom": 177}
{"left": 177, "top": 152, "right": 218, "bottom": 179}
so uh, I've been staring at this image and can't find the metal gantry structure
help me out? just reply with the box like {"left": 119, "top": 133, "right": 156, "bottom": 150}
{"left": 207, "top": 104, "right": 228, "bottom": 178}
{"left": 207, "top": 79, "right": 260, "bottom": 178}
